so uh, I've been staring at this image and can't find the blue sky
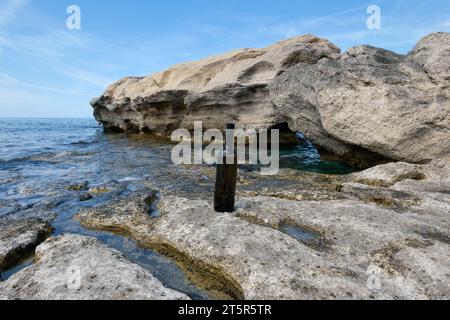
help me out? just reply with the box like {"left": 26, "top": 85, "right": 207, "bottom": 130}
{"left": 0, "top": 0, "right": 449, "bottom": 118}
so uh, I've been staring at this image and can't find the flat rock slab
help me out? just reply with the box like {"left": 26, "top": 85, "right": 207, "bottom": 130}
{"left": 78, "top": 195, "right": 364, "bottom": 300}
{"left": 0, "top": 218, "right": 53, "bottom": 272}
{"left": 0, "top": 234, "right": 190, "bottom": 300}
{"left": 75, "top": 162, "right": 450, "bottom": 300}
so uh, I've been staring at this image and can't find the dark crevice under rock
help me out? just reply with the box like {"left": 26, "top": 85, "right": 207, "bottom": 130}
{"left": 0, "top": 219, "right": 53, "bottom": 273}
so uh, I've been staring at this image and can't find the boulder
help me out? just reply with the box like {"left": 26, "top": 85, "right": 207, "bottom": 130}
{"left": 92, "top": 34, "right": 340, "bottom": 135}
{"left": 271, "top": 32, "right": 450, "bottom": 165}
{"left": 92, "top": 33, "right": 450, "bottom": 167}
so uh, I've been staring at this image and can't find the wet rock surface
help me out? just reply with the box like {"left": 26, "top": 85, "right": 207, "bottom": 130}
{"left": 0, "top": 234, "right": 190, "bottom": 300}
{"left": 1, "top": 112, "right": 449, "bottom": 299}
{"left": 0, "top": 218, "right": 53, "bottom": 273}
{"left": 75, "top": 162, "right": 450, "bottom": 300}
{"left": 2, "top": 149, "right": 449, "bottom": 299}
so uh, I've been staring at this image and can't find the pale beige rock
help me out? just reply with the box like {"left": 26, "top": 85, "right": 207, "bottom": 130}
{"left": 92, "top": 34, "right": 340, "bottom": 135}
{"left": 351, "top": 162, "right": 426, "bottom": 186}
{"left": 74, "top": 162, "right": 450, "bottom": 300}
{"left": 0, "top": 234, "right": 190, "bottom": 300}
{"left": 92, "top": 32, "right": 450, "bottom": 167}
{"left": 271, "top": 33, "right": 450, "bottom": 165}
{"left": 351, "top": 161, "right": 450, "bottom": 193}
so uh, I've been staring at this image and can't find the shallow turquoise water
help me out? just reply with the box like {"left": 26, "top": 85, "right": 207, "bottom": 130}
{"left": 279, "top": 133, "right": 356, "bottom": 175}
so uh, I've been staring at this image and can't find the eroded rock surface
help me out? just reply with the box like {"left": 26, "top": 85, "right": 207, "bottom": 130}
{"left": 0, "top": 234, "right": 190, "bottom": 300}
{"left": 75, "top": 162, "right": 450, "bottom": 299}
{"left": 92, "top": 32, "right": 450, "bottom": 167}
{"left": 0, "top": 218, "right": 53, "bottom": 272}
{"left": 92, "top": 35, "right": 340, "bottom": 135}
{"left": 271, "top": 32, "right": 450, "bottom": 165}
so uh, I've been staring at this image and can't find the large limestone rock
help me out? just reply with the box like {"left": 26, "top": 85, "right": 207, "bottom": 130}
{"left": 0, "top": 234, "right": 190, "bottom": 300}
{"left": 92, "top": 34, "right": 340, "bottom": 135}
{"left": 271, "top": 32, "right": 450, "bottom": 165}
{"left": 92, "top": 32, "right": 450, "bottom": 167}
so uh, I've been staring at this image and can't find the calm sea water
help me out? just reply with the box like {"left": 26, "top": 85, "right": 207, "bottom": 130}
{"left": 0, "top": 118, "right": 353, "bottom": 182}
{"left": 0, "top": 118, "right": 184, "bottom": 202}
{"left": 0, "top": 118, "right": 353, "bottom": 298}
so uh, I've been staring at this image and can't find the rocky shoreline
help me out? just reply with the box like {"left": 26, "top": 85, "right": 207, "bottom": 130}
{"left": 1, "top": 161, "right": 449, "bottom": 299}
{"left": 1, "top": 33, "right": 449, "bottom": 300}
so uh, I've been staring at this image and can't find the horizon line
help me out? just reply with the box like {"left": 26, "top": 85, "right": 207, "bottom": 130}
{"left": 0, "top": 116, "right": 95, "bottom": 119}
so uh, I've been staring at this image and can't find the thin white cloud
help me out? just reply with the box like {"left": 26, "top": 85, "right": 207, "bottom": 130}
{"left": 251, "top": 0, "right": 389, "bottom": 39}
{"left": 0, "top": 30, "right": 90, "bottom": 61}
{"left": 0, "top": 0, "right": 28, "bottom": 26}
{"left": 0, "top": 29, "right": 114, "bottom": 89}
{"left": 58, "top": 68, "right": 113, "bottom": 88}
{"left": 251, "top": 2, "right": 447, "bottom": 53}
{"left": 0, "top": 88, "right": 50, "bottom": 106}
{"left": 322, "top": 23, "right": 447, "bottom": 53}
{"left": 0, "top": 73, "right": 86, "bottom": 95}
